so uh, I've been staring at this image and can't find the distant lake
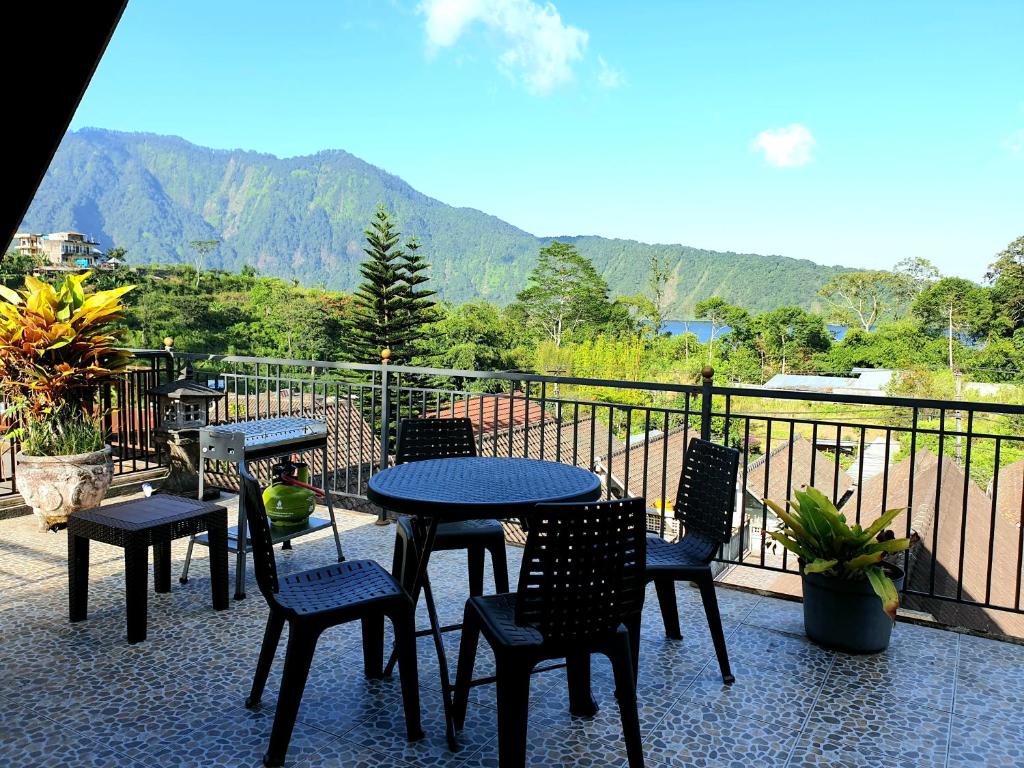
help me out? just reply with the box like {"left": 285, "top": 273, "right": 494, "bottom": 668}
{"left": 662, "top": 320, "right": 852, "bottom": 343}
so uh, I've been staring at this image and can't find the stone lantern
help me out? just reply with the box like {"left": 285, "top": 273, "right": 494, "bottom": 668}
{"left": 150, "top": 374, "right": 224, "bottom": 498}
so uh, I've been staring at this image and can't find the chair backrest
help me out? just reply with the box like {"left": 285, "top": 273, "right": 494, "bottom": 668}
{"left": 515, "top": 497, "right": 646, "bottom": 643}
{"left": 395, "top": 417, "right": 477, "bottom": 464}
{"left": 673, "top": 438, "right": 740, "bottom": 549}
{"left": 239, "top": 464, "right": 280, "bottom": 603}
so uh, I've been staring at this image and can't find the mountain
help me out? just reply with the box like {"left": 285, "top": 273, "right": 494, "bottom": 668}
{"left": 21, "top": 128, "right": 847, "bottom": 315}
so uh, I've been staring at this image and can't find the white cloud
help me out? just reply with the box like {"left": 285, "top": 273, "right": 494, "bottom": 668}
{"left": 1003, "top": 129, "right": 1024, "bottom": 155}
{"left": 597, "top": 56, "right": 624, "bottom": 89}
{"left": 751, "top": 123, "right": 816, "bottom": 168}
{"left": 419, "top": 0, "right": 589, "bottom": 95}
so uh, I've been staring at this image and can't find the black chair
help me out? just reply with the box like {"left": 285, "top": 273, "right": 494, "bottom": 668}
{"left": 390, "top": 417, "right": 509, "bottom": 596}
{"left": 239, "top": 466, "right": 423, "bottom": 768}
{"left": 452, "top": 498, "right": 647, "bottom": 768}
{"left": 640, "top": 437, "right": 740, "bottom": 684}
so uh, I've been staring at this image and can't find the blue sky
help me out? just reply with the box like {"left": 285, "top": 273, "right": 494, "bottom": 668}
{"left": 70, "top": 0, "right": 1023, "bottom": 279}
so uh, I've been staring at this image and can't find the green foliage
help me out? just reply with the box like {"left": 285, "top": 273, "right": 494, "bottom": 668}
{"left": 818, "top": 270, "right": 909, "bottom": 330}
{"left": 0, "top": 251, "right": 44, "bottom": 286}
{"left": 765, "top": 487, "right": 911, "bottom": 620}
{"left": 986, "top": 235, "right": 1024, "bottom": 335}
{"left": 750, "top": 306, "right": 832, "bottom": 373}
{"left": 514, "top": 242, "right": 613, "bottom": 347}
{"left": 349, "top": 207, "right": 437, "bottom": 365}
{"left": 21, "top": 407, "right": 105, "bottom": 457}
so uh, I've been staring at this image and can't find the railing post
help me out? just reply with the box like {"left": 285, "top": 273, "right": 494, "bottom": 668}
{"left": 700, "top": 365, "right": 714, "bottom": 442}
{"left": 162, "top": 336, "right": 175, "bottom": 382}
{"left": 376, "top": 348, "right": 391, "bottom": 525}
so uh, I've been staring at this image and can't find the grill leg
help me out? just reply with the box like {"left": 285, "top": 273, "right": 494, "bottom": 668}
{"left": 179, "top": 536, "right": 196, "bottom": 584}
{"left": 323, "top": 443, "right": 344, "bottom": 562}
{"left": 234, "top": 479, "right": 248, "bottom": 600}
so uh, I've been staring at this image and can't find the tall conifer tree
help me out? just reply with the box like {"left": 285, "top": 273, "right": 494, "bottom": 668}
{"left": 350, "top": 207, "right": 436, "bottom": 364}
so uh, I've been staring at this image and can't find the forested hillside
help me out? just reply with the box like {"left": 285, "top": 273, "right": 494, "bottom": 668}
{"left": 21, "top": 128, "right": 848, "bottom": 315}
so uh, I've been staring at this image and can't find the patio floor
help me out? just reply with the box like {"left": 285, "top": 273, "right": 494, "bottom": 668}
{"left": 1, "top": 496, "right": 1022, "bottom": 768}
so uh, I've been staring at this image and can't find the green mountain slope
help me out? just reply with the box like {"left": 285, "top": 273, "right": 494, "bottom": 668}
{"left": 21, "top": 128, "right": 847, "bottom": 314}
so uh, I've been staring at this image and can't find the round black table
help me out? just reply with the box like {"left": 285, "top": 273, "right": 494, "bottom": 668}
{"left": 367, "top": 457, "right": 602, "bottom": 749}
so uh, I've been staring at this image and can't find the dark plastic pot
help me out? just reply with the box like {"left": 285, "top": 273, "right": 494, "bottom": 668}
{"left": 801, "top": 562, "right": 905, "bottom": 653}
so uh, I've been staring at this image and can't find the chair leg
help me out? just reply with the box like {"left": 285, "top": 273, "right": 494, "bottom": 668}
{"left": 452, "top": 605, "right": 480, "bottom": 730}
{"left": 247, "top": 611, "right": 285, "bottom": 708}
{"left": 361, "top": 614, "right": 385, "bottom": 680}
{"left": 467, "top": 546, "right": 485, "bottom": 597}
{"left": 566, "top": 652, "right": 597, "bottom": 716}
{"left": 697, "top": 574, "right": 735, "bottom": 684}
{"left": 264, "top": 627, "right": 319, "bottom": 768}
{"left": 390, "top": 604, "right": 424, "bottom": 741}
{"left": 654, "top": 577, "right": 682, "bottom": 640}
{"left": 391, "top": 529, "right": 407, "bottom": 587}
{"left": 608, "top": 632, "right": 645, "bottom": 768}
{"left": 495, "top": 657, "right": 532, "bottom": 768}
{"left": 489, "top": 538, "right": 510, "bottom": 594}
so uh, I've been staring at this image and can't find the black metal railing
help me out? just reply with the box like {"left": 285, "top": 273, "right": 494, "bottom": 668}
{"left": 8, "top": 348, "right": 1023, "bottom": 633}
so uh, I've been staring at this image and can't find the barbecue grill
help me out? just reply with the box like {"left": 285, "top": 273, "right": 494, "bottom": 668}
{"left": 179, "top": 417, "right": 344, "bottom": 599}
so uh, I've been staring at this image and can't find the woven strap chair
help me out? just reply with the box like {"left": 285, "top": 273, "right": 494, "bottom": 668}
{"left": 640, "top": 437, "right": 740, "bottom": 684}
{"left": 452, "top": 497, "right": 647, "bottom": 768}
{"left": 239, "top": 465, "right": 423, "bottom": 768}
{"left": 390, "top": 417, "right": 509, "bottom": 596}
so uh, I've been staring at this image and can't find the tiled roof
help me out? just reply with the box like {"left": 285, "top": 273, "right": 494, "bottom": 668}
{"left": 427, "top": 393, "right": 546, "bottom": 432}
{"left": 743, "top": 437, "right": 853, "bottom": 508}
{"left": 852, "top": 449, "right": 1024, "bottom": 637}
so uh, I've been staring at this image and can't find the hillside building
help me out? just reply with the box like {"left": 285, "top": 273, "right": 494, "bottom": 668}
{"left": 11, "top": 230, "right": 102, "bottom": 268}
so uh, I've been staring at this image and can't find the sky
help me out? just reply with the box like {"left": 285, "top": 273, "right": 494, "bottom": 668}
{"left": 70, "top": 0, "right": 1023, "bottom": 280}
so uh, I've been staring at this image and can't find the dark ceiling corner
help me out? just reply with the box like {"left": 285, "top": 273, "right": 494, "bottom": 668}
{"left": 5, "top": 1, "right": 129, "bottom": 248}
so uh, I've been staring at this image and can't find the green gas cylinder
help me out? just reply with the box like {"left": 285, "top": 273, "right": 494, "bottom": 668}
{"left": 263, "top": 462, "right": 315, "bottom": 528}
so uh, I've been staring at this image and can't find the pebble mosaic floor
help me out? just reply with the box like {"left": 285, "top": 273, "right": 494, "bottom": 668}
{"left": 1, "top": 495, "right": 1022, "bottom": 768}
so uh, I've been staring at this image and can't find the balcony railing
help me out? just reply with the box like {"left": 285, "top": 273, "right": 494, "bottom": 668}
{"left": 6, "top": 348, "right": 1023, "bottom": 636}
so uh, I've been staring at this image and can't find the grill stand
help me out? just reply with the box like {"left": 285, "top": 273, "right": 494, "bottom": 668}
{"left": 178, "top": 418, "right": 345, "bottom": 599}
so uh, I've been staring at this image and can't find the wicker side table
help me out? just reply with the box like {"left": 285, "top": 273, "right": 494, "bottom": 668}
{"left": 68, "top": 495, "right": 229, "bottom": 643}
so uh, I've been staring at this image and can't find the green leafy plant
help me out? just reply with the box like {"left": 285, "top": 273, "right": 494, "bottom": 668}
{"left": 0, "top": 273, "right": 134, "bottom": 454}
{"left": 765, "top": 487, "right": 912, "bottom": 620}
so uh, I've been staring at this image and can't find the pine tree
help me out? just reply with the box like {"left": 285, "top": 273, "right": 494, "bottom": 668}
{"left": 349, "top": 207, "right": 436, "bottom": 364}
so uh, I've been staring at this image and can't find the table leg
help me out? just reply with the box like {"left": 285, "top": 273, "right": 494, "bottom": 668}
{"left": 383, "top": 516, "right": 461, "bottom": 750}
{"left": 68, "top": 534, "right": 89, "bottom": 623}
{"left": 124, "top": 542, "right": 149, "bottom": 644}
{"left": 207, "top": 512, "right": 230, "bottom": 611}
{"left": 153, "top": 541, "right": 171, "bottom": 593}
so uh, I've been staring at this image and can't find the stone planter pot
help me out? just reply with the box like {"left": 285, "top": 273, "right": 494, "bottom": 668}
{"left": 16, "top": 447, "right": 114, "bottom": 530}
{"left": 801, "top": 561, "right": 905, "bottom": 653}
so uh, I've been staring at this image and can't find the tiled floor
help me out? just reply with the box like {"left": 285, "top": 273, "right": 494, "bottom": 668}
{"left": 1, "top": 497, "right": 1022, "bottom": 767}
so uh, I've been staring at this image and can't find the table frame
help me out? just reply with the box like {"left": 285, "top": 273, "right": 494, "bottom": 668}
{"left": 68, "top": 497, "right": 229, "bottom": 644}
{"left": 368, "top": 457, "right": 602, "bottom": 751}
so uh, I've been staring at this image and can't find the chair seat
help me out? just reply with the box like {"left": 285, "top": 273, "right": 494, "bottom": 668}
{"left": 645, "top": 533, "right": 717, "bottom": 574}
{"left": 467, "top": 593, "right": 544, "bottom": 649}
{"left": 277, "top": 559, "right": 405, "bottom": 616}
{"left": 396, "top": 516, "right": 506, "bottom": 549}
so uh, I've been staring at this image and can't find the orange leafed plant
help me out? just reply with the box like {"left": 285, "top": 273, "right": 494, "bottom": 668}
{"left": 0, "top": 273, "right": 134, "bottom": 419}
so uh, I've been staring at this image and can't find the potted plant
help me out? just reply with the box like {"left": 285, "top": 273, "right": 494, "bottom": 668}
{"left": 765, "top": 486, "right": 912, "bottom": 653}
{"left": 0, "top": 273, "right": 134, "bottom": 530}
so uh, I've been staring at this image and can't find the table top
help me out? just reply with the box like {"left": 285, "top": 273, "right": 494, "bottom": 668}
{"left": 367, "top": 457, "right": 602, "bottom": 518}
{"left": 69, "top": 495, "right": 226, "bottom": 532}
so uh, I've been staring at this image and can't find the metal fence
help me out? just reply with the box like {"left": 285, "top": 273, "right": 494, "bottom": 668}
{"left": 8, "top": 348, "right": 1023, "bottom": 633}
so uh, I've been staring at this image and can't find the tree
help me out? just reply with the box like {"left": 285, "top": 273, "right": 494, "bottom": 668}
{"left": 349, "top": 207, "right": 435, "bottom": 365}
{"left": 514, "top": 242, "right": 611, "bottom": 347}
{"left": 912, "top": 277, "right": 991, "bottom": 371}
{"left": 892, "top": 257, "right": 941, "bottom": 317}
{"left": 750, "top": 306, "right": 832, "bottom": 374}
{"left": 421, "top": 301, "right": 517, "bottom": 381}
{"left": 647, "top": 254, "right": 671, "bottom": 330}
{"left": 0, "top": 251, "right": 43, "bottom": 285}
{"left": 818, "top": 270, "right": 902, "bottom": 331}
{"left": 694, "top": 296, "right": 745, "bottom": 360}
{"left": 986, "top": 235, "right": 1024, "bottom": 335}
{"left": 188, "top": 239, "right": 219, "bottom": 290}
